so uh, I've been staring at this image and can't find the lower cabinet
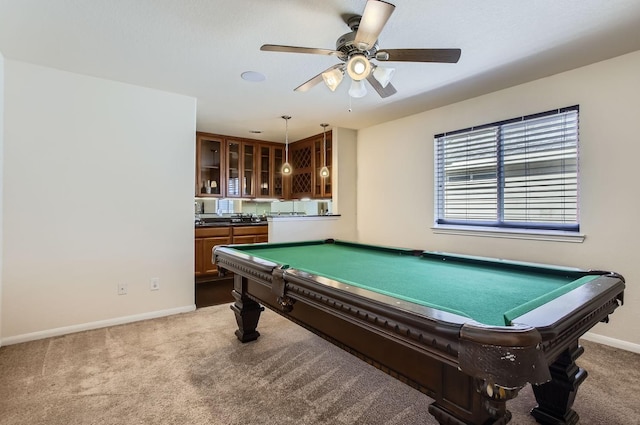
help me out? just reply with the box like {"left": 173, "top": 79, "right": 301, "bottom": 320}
{"left": 232, "top": 225, "right": 269, "bottom": 244}
{"left": 195, "top": 224, "right": 268, "bottom": 307}
{"left": 195, "top": 227, "right": 231, "bottom": 277}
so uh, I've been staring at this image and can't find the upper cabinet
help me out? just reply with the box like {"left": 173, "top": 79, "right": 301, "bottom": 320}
{"left": 290, "top": 139, "right": 314, "bottom": 199}
{"left": 243, "top": 143, "right": 256, "bottom": 197}
{"left": 226, "top": 139, "right": 256, "bottom": 198}
{"left": 195, "top": 130, "right": 331, "bottom": 200}
{"left": 273, "top": 145, "right": 286, "bottom": 198}
{"left": 289, "top": 131, "right": 333, "bottom": 199}
{"left": 196, "top": 132, "right": 287, "bottom": 199}
{"left": 196, "top": 133, "right": 225, "bottom": 197}
{"left": 313, "top": 131, "right": 332, "bottom": 199}
{"left": 257, "top": 144, "right": 286, "bottom": 199}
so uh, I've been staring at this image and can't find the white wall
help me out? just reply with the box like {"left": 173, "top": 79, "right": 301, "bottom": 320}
{"left": 332, "top": 127, "right": 357, "bottom": 241}
{"left": 357, "top": 50, "right": 640, "bottom": 349}
{"left": 1, "top": 61, "right": 197, "bottom": 344}
{"left": 269, "top": 216, "right": 342, "bottom": 243}
{"left": 0, "top": 51, "right": 4, "bottom": 346}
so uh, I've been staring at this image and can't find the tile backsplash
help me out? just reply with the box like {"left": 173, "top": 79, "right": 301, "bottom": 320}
{"left": 195, "top": 198, "right": 332, "bottom": 217}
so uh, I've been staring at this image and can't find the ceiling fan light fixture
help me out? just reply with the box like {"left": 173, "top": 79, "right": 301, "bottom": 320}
{"left": 373, "top": 65, "right": 395, "bottom": 88}
{"left": 260, "top": 1, "right": 461, "bottom": 99}
{"left": 346, "top": 54, "right": 371, "bottom": 81}
{"left": 348, "top": 79, "right": 367, "bottom": 98}
{"left": 322, "top": 68, "right": 344, "bottom": 91}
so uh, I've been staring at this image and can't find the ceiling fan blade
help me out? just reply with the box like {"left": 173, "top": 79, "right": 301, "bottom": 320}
{"left": 377, "top": 48, "right": 462, "bottom": 63}
{"left": 354, "top": 0, "right": 396, "bottom": 50}
{"left": 294, "top": 74, "right": 324, "bottom": 93}
{"left": 294, "top": 64, "right": 344, "bottom": 92}
{"left": 366, "top": 74, "right": 397, "bottom": 98}
{"left": 261, "top": 44, "right": 340, "bottom": 56}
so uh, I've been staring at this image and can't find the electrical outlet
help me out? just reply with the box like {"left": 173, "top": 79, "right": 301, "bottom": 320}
{"left": 150, "top": 277, "right": 160, "bottom": 291}
{"left": 118, "top": 283, "right": 128, "bottom": 295}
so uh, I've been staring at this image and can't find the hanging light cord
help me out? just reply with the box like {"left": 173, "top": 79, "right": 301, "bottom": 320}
{"left": 285, "top": 117, "right": 289, "bottom": 162}
{"left": 319, "top": 123, "right": 330, "bottom": 179}
{"left": 323, "top": 126, "right": 327, "bottom": 167}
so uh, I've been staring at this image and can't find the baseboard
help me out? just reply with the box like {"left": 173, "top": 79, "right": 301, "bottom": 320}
{"left": 1, "top": 304, "right": 196, "bottom": 346}
{"left": 3, "top": 307, "right": 637, "bottom": 354}
{"left": 582, "top": 332, "right": 640, "bottom": 354}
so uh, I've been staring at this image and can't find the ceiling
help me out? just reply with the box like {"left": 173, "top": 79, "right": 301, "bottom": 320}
{"left": 2, "top": 0, "right": 640, "bottom": 143}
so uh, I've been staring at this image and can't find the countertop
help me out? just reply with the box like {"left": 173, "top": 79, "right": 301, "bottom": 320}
{"left": 195, "top": 214, "right": 340, "bottom": 228}
{"left": 195, "top": 220, "right": 267, "bottom": 228}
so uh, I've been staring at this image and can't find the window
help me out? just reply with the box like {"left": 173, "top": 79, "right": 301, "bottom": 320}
{"left": 434, "top": 106, "right": 579, "bottom": 231}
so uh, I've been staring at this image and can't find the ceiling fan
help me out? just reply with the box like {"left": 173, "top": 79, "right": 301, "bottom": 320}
{"left": 260, "top": 0, "right": 461, "bottom": 99}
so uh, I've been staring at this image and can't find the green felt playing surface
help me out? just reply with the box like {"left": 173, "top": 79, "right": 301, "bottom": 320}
{"left": 236, "top": 242, "right": 596, "bottom": 326}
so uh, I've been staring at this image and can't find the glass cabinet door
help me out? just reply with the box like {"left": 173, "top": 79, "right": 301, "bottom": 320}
{"left": 314, "top": 139, "right": 322, "bottom": 197}
{"left": 324, "top": 138, "right": 332, "bottom": 196}
{"left": 198, "top": 136, "right": 222, "bottom": 196}
{"left": 259, "top": 146, "right": 271, "bottom": 197}
{"left": 273, "top": 146, "right": 284, "bottom": 198}
{"left": 197, "top": 136, "right": 290, "bottom": 200}
{"left": 227, "top": 140, "right": 240, "bottom": 197}
{"left": 313, "top": 135, "right": 332, "bottom": 198}
{"left": 243, "top": 143, "right": 255, "bottom": 197}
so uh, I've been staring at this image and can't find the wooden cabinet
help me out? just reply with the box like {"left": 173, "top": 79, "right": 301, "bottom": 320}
{"left": 313, "top": 131, "right": 332, "bottom": 199}
{"left": 194, "top": 227, "right": 231, "bottom": 277}
{"left": 243, "top": 143, "right": 256, "bottom": 197}
{"left": 196, "top": 134, "right": 224, "bottom": 197}
{"left": 226, "top": 139, "right": 256, "bottom": 198}
{"left": 289, "top": 139, "right": 314, "bottom": 199}
{"left": 273, "top": 146, "right": 285, "bottom": 198}
{"left": 232, "top": 225, "right": 268, "bottom": 244}
{"left": 195, "top": 131, "right": 330, "bottom": 200}
{"left": 258, "top": 145, "right": 271, "bottom": 197}
{"left": 226, "top": 139, "right": 240, "bottom": 197}
{"left": 195, "top": 225, "right": 267, "bottom": 278}
{"left": 289, "top": 130, "right": 333, "bottom": 199}
{"left": 197, "top": 132, "right": 287, "bottom": 199}
{"left": 195, "top": 225, "right": 235, "bottom": 308}
{"left": 201, "top": 237, "right": 229, "bottom": 274}
{"left": 257, "top": 144, "right": 286, "bottom": 199}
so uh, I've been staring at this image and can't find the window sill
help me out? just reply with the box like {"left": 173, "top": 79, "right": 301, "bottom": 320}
{"left": 431, "top": 225, "right": 585, "bottom": 243}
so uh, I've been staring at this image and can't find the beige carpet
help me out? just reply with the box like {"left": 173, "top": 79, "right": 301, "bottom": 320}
{"left": 1, "top": 304, "right": 638, "bottom": 425}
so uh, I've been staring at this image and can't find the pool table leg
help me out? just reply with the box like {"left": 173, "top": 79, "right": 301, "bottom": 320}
{"left": 429, "top": 401, "right": 511, "bottom": 425}
{"left": 230, "top": 275, "right": 264, "bottom": 343}
{"left": 428, "top": 369, "right": 515, "bottom": 425}
{"left": 531, "top": 343, "right": 587, "bottom": 425}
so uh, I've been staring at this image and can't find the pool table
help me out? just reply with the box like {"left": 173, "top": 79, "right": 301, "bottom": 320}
{"left": 213, "top": 239, "right": 625, "bottom": 425}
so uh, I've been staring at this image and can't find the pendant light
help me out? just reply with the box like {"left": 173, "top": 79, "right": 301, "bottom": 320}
{"left": 281, "top": 115, "right": 292, "bottom": 175}
{"left": 320, "top": 123, "right": 330, "bottom": 178}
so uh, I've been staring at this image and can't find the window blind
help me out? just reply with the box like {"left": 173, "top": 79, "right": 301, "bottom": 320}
{"left": 435, "top": 106, "right": 579, "bottom": 231}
